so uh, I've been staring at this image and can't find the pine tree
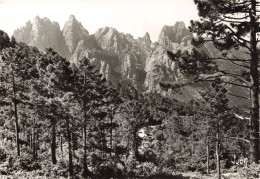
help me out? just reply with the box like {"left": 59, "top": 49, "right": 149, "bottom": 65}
{"left": 62, "top": 92, "right": 78, "bottom": 177}
{"left": 160, "top": 0, "right": 260, "bottom": 164}
{"left": 190, "top": 0, "right": 260, "bottom": 164}
{"left": 0, "top": 43, "right": 39, "bottom": 157}
{"left": 74, "top": 57, "right": 102, "bottom": 177}
{"left": 36, "top": 48, "right": 74, "bottom": 165}
{"left": 199, "top": 80, "right": 230, "bottom": 178}
{"left": 119, "top": 85, "right": 152, "bottom": 161}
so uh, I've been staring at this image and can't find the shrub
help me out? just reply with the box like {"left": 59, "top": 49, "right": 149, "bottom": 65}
{"left": 12, "top": 157, "right": 41, "bottom": 171}
{"left": 135, "top": 162, "right": 158, "bottom": 176}
{"left": 95, "top": 159, "right": 123, "bottom": 178}
{"left": 238, "top": 163, "right": 260, "bottom": 179}
{"left": 0, "top": 148, "right": 7, "bottom": 161}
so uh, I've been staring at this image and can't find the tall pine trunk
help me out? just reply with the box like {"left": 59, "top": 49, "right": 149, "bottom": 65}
{"left": 206, "top": 118, "right": 209, "bottom": 174}
{"left": 51, "top": 120, "right": 57, "bottom": 164}
{"left": 12, "top": 71, "right": 20, "bottom": 156}
{"left": 60, "top": 136, "right": 63, "bottom": 158}
{"left": 82, "top": 122, "right": 88, "bottom": 176}
{"left": 132, "top": 127, "right": 139, "bottom": 160}
{"left": 33, "top": 118, "right": 36, "bottom": 159}
{"left": 110, "top": 112, "right": 113, "bottom": 157}
{"left": 66, "top": 118, "right": 73, "bottom": 177}
{"left": 36, "top": 133, "right": 38, "bottom": 157}
{"left": 249, "top": 0, "right": 260, "bottom": 164}
{"left": 216, "top": 126, "right": 221, "bottom": 179}
{"left": 207, "top": 136, "right": 209, "bottom": 175}
{"left": 30, "top": 132, "right": 32, "bottom": 150}
{"left": 82, "top": 73, "right": 89, "bottom": 177}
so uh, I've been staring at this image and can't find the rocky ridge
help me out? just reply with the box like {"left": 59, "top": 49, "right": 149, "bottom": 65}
{"left": 13, "top": 15, "right": 206, "bottom": 100}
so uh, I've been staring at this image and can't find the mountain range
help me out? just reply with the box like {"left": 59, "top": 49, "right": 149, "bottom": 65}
{"left": 12, "top": 15, "right": 249, "bottom": 104}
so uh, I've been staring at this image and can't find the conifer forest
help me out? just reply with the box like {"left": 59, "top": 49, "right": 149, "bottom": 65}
{"left": 1, "top": 0, "right": 260, "bottom": 178}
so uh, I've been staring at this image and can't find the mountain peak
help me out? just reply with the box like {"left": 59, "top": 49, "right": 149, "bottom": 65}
{"left": 64, "top": 15, "right": 84, "bottom": 27}
{"left": 174, "top": 21, "right": 186, "bottom": 27}
{"left": 13, "top": 15, "right": 67, "bottom": 57}
{"left": 143, "top": 32, "right": 151, "bottom": 44}
{"left": 69, "top": 14, "right": 76, "bottom": 21}
{"left": 33, "top": 16, "right": 42, "bottom": 24}
{"left": 158, "top": 21, "right": 192, "bottom": 46}
{"left": 97, "top": 26, "right": 118, "bottom": 34}
{"left": 62, "top": 15, "right": 89, "bottom": 54}
{"left": 65, "top": 15, "right": 82, "bottom": 27}
{"left": 95, "top": 26, "right": 119, "bottom": 39}
{"left": 34, "top": 15, "right": 40, "bottom": 20}
{"left": 33, "top": 16, "right": 52, "bottom": 24}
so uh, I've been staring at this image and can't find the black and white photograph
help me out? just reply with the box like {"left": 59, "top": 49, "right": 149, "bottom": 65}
{"left": 0, "top": 0, "right": 260, "bottom": 178}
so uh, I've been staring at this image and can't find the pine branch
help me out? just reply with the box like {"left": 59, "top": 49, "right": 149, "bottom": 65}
{"left": 223, "top": 24, "right": 250, "bottom": 43}
{"left": 203, "top": 76, "right": 249, "bottom": 88}
{"left": 232, "top": 0, "right": 251, "bottom": 6}
{"left": 197, "top": 30, "right": 252, "bottom": 52}
{"left": 218, "top": 71, "right": 249, "bottom": 83}
{"left": 224, "top": 136, "right": 250, "bottom": 143}
{"left": 208, "top": 57, "right": 250, "bottom": 63}
{"left": 223, "top": 14, "right": 250, "bottom": 20}
{"left": 227, "top": 57, "right": 250, "bottom": 69}
{"left": 231, "top": 54, "right": 250, "bottom": 63}
{"left": 160, "top": 75, "right": 249, "bottom": 92}
{"left": 219, "top": 18, "right": 249, "bottom": 23}
{"left": 227, "top": 92, "right": 249, "bottom": 100}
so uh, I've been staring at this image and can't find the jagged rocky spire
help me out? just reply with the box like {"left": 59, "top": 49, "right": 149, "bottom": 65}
{"left": 143, "top": 32, "right": 151, "bottom": 44}
{"left": 158, "top": 21, "right": 192, "bottom": 47}
{"left": 62, "top": 15, "right": 89, "bottom": 54}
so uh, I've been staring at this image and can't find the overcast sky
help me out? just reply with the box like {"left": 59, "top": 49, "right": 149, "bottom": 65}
{"left": 0, "top": 0, "right": 199, "bottom": 42}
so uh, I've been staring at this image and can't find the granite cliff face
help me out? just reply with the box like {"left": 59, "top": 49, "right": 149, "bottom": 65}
{"left": 13, "top": 16, "right": 69, "bottom": 57}
{"left": 159, "top": 22, "right": 192, "bottom": 47}
{"left": 13, "top": 15, "right": 194, "bottom": 96}
{"left": 62, "top": 15, "right": 90, "bottom": 54}
{"left": 144, "top": 21, "right": 194, "bottom": 95}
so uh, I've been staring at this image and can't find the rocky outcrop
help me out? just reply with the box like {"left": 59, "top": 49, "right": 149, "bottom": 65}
{"left": 145, "top": 46, "right": 182, "bottom": 92}
{"left": 143, "top": 22, "right": 194, "bottom": 93}
{"left": 141, "top": 32, "right": 152, "bottom": 45}
{"left": 158, "top": 21, "right": 192, "bottom": 49}
{"left": 95, "top": 27, "right": 122, "bottom": 54}
{"left": 93, "top": 26, "right": 151, "bottom": 90}
{"left": 62, "top": 15, "right": 89, "bottom": 54}
{"left": 13, "top": 16, "right": 68, "bottom": 57}
{"left": 13, "top": 21, "right": 32, "bottom": 45}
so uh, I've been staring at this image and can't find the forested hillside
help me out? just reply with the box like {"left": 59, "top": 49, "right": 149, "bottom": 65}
{"left": 0, "top": 28, "right": 256, "bottom": 178}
